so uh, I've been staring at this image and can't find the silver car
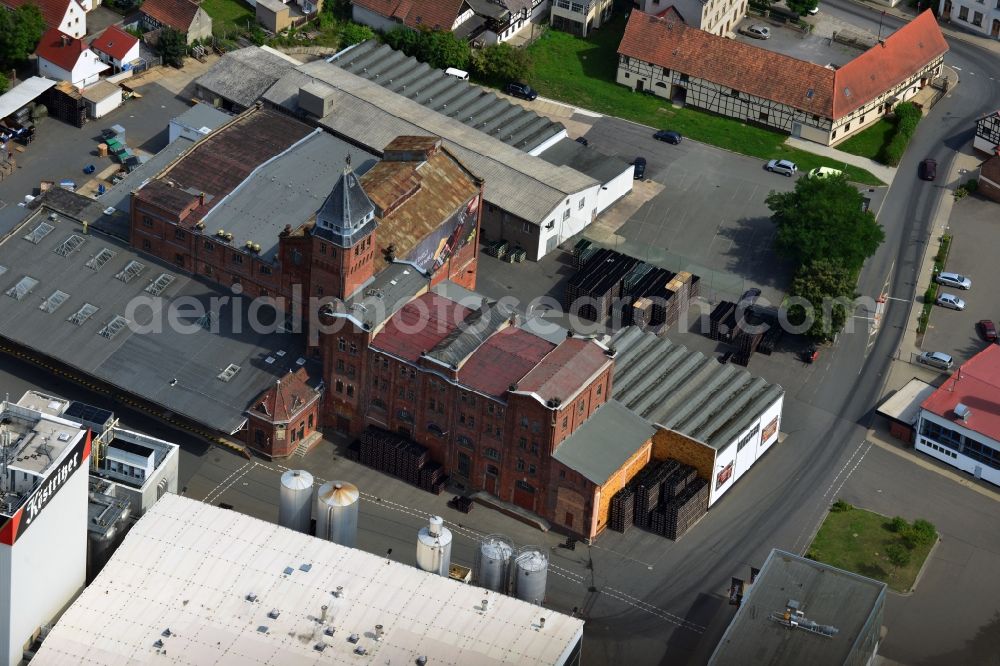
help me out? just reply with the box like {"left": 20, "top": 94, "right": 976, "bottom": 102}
{"left": 917, "top": 351, "right": 954, "bottom": 370}
{"left": 766, "top": 159, "right": 797, "bottom": 176}
{"left": 936, "top": 293, "right": 966, "bottom": 310}
{"left": 935, "top": 271, "right": 972, "bottom": 290}
{"left": 742, "top": 24, "right": 771, "bottom": 39}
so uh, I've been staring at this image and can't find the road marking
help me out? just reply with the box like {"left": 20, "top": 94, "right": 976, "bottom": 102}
{"left": 590, "top": 543, "right": 655, "bottom": 569}
{"left": 204, "top": 461, "right": 256, "bottom": 505}
{"left": 791, "top": 440, "right": 869, "bottom": 552}
{"left": 602, "top": 586, "right": 706, "bottom": 633}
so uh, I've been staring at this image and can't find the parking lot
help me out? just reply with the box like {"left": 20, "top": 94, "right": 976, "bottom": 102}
{"left": 733, "top": 12, "right": 874, "bottom": 68}
{"left": 921, "top": 195, "right": 1000, "bottom": 365}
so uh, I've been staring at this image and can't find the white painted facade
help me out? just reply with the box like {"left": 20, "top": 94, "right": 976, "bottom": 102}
{"left": 96, "top": 430, "right": 180, "bottom": 516}
{"left": 636, "top": 0, "right": 748, "bottom": 36}
{"left": 594, "top": 164, "right": 634, "bottom": 215}
{"left": 709, "top": 395, "right": 783, "bottom": 506}
{"left": 38, "top": 48, "right": 107, "bottom": 88}
{"left": 939, "top": 0, "right": 1000, "bottom": 40}
{"left": 92, "top": 41, "right": 140, "bottom": 71}
{"left": 84, "top": 86, "right": 122, "bottom": 118}
{"left": 549, "top": 0, "right": 613, "bottom": 37}
{"left": 536, "top": 183, "right": 601, "bottom": 259}
{"left": 55, "top": 0, "right": 88, "bottom": 40}
{"left": 916, "top": 410, "right": 1000, "bottom": 487}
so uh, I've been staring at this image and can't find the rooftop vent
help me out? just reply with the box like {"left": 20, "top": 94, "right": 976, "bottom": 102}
{"left": 954, "top": 403, "right": 971, "bottom": 422}
{"left": 268, "top": 609, "right": 280, "bottom": 619}
{"left": 246, "top": 593, "right": 257, "bottom": 602}
{"left": 348, "top": 633, "right": 360, "bottom": 644}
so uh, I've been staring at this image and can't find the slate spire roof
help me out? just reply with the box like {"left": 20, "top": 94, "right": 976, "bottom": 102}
{"left": 314, "top": 154, "right": 378, "bottom": 248}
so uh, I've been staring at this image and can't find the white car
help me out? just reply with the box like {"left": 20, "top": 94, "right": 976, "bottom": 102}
{"left": 766, "top": 159, "right": 797, "bottom": 176}
{"left": 936, "top": 293, "right": 966, "bottom": 310}
{"left": 807, "top": 4, "right": 819, "bottom": 14}
{"left": 917, "top": 351, "right": 953, "bottom": 370}
{"left": 741, "top": 24, "right": 771, "bottom": 39}
{"left": 934, "top": 271, "right": 972, "bottom": 290}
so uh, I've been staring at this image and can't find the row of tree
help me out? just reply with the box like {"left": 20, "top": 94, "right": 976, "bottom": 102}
{"left": 0, "top": 5, "right": 44, "bottom": 74}
{"left": 766, "top": 174, "right": 885, "bottom": 341}
{"left": 383, "top": 27, "right": 532, "bottom": 86}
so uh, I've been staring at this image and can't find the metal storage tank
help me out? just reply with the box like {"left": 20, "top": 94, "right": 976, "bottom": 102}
{"left": 279, "top": 470, "right": 314, "bottom": 534}
{"left": 416, "top": 515, "right": 452, "bottom": 577}
{"left": 474, "top": 535, "right": 514, "bottom": 592}
{"left": 315, "top": 480, "right": 360, "bottom": 547}
{"left": 513, "top": 547, "right": 548, "bottom": 604}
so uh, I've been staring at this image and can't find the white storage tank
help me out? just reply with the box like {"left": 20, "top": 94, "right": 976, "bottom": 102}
{"left": 513, "top": 547, "right": 548, "bottom": 604}
{"left": 278, "top": 469, "right": 314, "bottom": 534}
{"left": 416, "top": 515, "right": 452, "bottom": 577}
{"left": 315, "top": 480, "right": 359, "bottom": 547}
{"left": 475, "top": 535, "right": 514, "bottom": 592}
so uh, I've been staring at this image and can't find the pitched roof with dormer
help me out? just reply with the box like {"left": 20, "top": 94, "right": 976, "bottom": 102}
{"left": 90, "top": 24, "right": 139, "bottom": 62}
{"left": 251, "top": 367, "right": 321, "bottom": 424}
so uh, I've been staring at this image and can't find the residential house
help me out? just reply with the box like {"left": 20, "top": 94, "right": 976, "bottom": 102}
{"left": 978, "top": 154, "right": 1000, "bottom": 202}
{"left": 632, "top": 0, "right": 747, "bottom": 36}
{"left": 549, "top": 0, "right": 613, "bottom": 37}
{"left": 137, "top": 0, "right": 213, "bottom": 44}
{"left": 35, "top": 28, "right": 109, "bottom": 88}
{"left": 90, "top": 24, "right": 141, "bottom": 71}
{"left": 616, "top": 10, "right": 948, "bottom": 146}
{"left": 974, "top": 109, "right": 1000, "bottom": 154}
{"left": 939, "top": 0, "right": 1000, "bottom": 40}
{"left": 350, "top": 0, "right": 543, "bottom": 43}
{"left": 0, "top": 0, "right": 88, "bottom": 38}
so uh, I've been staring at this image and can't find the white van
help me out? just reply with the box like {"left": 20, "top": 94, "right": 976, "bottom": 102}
{"left": 445, "top": 68, "right": 470, "bottom": 81}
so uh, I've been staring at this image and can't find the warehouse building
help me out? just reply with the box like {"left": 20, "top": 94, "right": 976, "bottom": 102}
{"left": 194, "top": 46, "right": 300, "bottom": 112}
{"left": 915, "top": 344, "right": 1000, "bottom": 487}
{"left": 710, "top": 549, "right": 886, "bottom": 666}
{"left": 32, "top": 493, "right": 585, "bottom": 665}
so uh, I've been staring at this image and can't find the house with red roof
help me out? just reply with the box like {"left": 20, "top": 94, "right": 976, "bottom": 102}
{"left": 247, "top": 367, "right": 323, "bottom": 458}
{"left": 616, "top": 10, "right": 948, "bottom": 146}
{"left": 35, "top": 28, "right": 108, "bottom": 88}
{"left": 917, "top": 344, "right": 1000, "bottom": 486}
{"left": 137, "top": 0, "right": 212, "bottom": 44}
{"left": 90, "top": 24, "right": 140, "bottom": 71}
{"left": 0, "top": 0, "right": 89, "bottom": 39}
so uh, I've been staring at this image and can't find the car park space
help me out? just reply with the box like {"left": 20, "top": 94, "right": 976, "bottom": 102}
{"left": 922, "top": 196, "right": 1000, "bottom": 364}
{"left": 732, "top": 16, "right": 867, "bottom": 68}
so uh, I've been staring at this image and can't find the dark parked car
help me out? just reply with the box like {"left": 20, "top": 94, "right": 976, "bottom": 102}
{"left": 506, "top": 82, "right": 538, "bottom": 101}
{"left": 979, "top": 319, "right": 998, "bottom": 342}
{"left": 920, "top": 158, "right": 937, "bottom": 181}
{"left": 575, "top": 136, "right": 589, "bottom": 146}
{"left": 632, "top": 157, "right": 647, "bottom": 179}
{"left": 654, "top": 129, "right": 682, "bottom": 144}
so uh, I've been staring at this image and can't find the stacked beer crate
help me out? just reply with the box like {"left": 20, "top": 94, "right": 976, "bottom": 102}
{"left": 608, "top": 486, "right": 635, "bottom": 533}
{"left": 659, "top": 479, "right": 709, "bottom": 540}
{"left": 661, "top": 271, "right": 700, "bottom": 329}
{"left": 358, "top": 428, "right": 443, "bottom": 494}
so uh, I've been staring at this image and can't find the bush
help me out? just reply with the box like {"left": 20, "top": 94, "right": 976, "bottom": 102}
{"left": 831, "top": 499, "right": 853, "bottom": 513}
{"left": 907, "top": 519, "right": 937, "bottom": 546}
{"left": 878, "top": 102, "right": 922, "bottom": 166}
{"left": 964, "top": 178, "right": 978, "bottom": 193}
{"left": 340, "top": 22, "right": 374, "bottom": 46}
{"left": 888, "top": 516, "right": 908, "bottom": 533}
{"left": 470, "top": 42, "right": 533, "bottom": 86}
{"left": 885, "top": 542, "right": 911, "bottom": 567}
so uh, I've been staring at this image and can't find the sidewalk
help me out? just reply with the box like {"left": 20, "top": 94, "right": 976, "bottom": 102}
{"left": 784, "top": 136, "right": 897, "bottom": 184}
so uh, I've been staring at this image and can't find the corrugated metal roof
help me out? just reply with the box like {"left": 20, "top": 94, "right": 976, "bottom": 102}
{"left": 330, "top": 41, "right": 565, "bottom": 154}
{"left": 611, "top": 327, "right": 784, "bottom": 450}
{"left": 0, "top": 76, "right": 57, "bottom": 121}
{"left": 195, "top": 46, "right": 299, "bottom": 109}
{"left": 426, "top": 300, "right": 515, "bottom": 369}
{"left": 346, "top": 262, "right": 429, "bottom": 329}
{"left": 552, "top": 400, "right": 655, "bottom": 485}
{"left": 262, "top": 61, "right": 598, "bottom": 225}
{"left": 33, "top": 493, "right": 584, "bottom": 665}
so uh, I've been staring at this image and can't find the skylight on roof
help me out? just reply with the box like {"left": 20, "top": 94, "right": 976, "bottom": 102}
{"left": 115, "top": 260, "right": 145, "bottom": 283}
{"left": 98, "top": 315, "right": 130, "bottom": 340}
{"left": 145, "top": 273, "right": 175, "bottom": 297}
{"left": 6, "top": 276, "right": 38, "bottom": 301}
{"left": 40, "top": 290, "right": 70, "bottom": 313}
{"left": 68, "top": 303, "right": 99, "bottom": 326}
{"left": 806, "top": 88, "right": 814, "bottom": 99}
{"left": 54, "top": 234, "right": 86, "bottom": 257}
{"left": 86, "top": 248, "right": 118, "bottom": 271}
{"left": 23, "top": 222, "right": 54, "bottom": 244}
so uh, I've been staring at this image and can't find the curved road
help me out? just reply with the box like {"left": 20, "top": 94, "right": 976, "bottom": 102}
{"left": 578, "top": 8, "right": 1000, "bottom": 665}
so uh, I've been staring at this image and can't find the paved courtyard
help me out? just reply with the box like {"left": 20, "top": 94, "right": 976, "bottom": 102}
{"left": 734, "top": 13, "right": 872, "bottom": 67}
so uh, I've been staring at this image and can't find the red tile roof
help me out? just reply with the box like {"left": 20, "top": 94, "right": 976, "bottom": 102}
{"left": 458, "top": 327, "right": 556, "bottom": 398}
{"left": 34, "top": 28, "right": 87, "bottom": 72}
{"left": 252, "top": 367, "right": 320, "bottom": 423}
{"left": 1, "top": 0, "right": 75, "bottom": 32}
{"left": 618, "top": 10, "right": 948, "bottom": 121}
{"left": 832, "top": 11, "right": 949, "bottom": 117}
{"left": 371, "top": 292, "right": 470, "bottom": 363}
{"left": 140, "top": 0, "right": 200, "bottom": 31}
{"left": 921, "top": 345, "right": 1000, "bottom": 445}
{"left": 90, "top": 24, "right": 139, "bottom": 62}
{"left": 655, "top": 5, "right": 685, "bottom": 22}
{"left": 516, "top": 337, "right": 612, "bottom": 404}
{"left": 618, "top": 12, "right": 834, "bottom": 117}
{"left": 351, "top": 0, "right": 464, "bottom": 31}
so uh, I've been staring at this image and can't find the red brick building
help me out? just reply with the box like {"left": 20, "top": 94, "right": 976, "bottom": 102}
{"left": 248, "top": 367, "right": 323, "bottom": 457}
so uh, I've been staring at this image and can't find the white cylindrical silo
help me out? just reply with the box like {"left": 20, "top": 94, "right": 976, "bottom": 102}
{"left": 475, "top": 535, "right": 514, "bottom": 592}
{"left": 416, "top": 515, "right": 452, "bottom": 577}
{"left": 315, "top": 480, "right": 360, "bottom": 547}
{"left": 278, "top": 469, "right": 314, "bottom": 534}
{"left": 513, "top": 547, "right": 548, "bottom": 604}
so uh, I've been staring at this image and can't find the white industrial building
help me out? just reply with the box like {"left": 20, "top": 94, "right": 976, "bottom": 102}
{"left": 33, "top": 493, "right": 584, "bottom": 665}
{"left": 915, "top": 345, "right": 1000, "bottom": 487}
{"left": 0, "top": 393, "right": 90, "bottom": 666}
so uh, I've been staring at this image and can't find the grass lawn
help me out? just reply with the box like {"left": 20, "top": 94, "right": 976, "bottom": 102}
{"left": 201, "top": 0, "right": 255, "bottom": 35}
{"left": 525, "top": 18, "right": 883, "bottom": 186}
{"left": 837, "top": 118, "right": 896, "bottom": 163}
{"left": 807, "top": 505, "right": 936, "bottom": 593}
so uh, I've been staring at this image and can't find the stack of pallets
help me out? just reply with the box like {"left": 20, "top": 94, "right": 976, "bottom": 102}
{"left": 358, "top": 428, "right": 439, "bottom": 494}
{"left": 661, "top": 271, "right": 700, "bottom": 329}
{"left": 418, "top": 462, "right": 447, "bottom": 494}
{"left": 658, "top": 478, "right": 709, "bottom": 540}
{"left": 709, "top": 301, "right": 736, "bottom": 341}
{"left": 608, "top": 487, "right": 635, "bottom": 533}
{"left": 631, "top": 459, "right": 679, "bottom": 529}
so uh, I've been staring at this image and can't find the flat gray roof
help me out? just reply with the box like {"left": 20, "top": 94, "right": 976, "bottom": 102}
{"left": 97, "top": 135, "right": 197, "bottom": 219}
{"left": 330, "top": 40, "right": 565, "bottom": 154}
{"left": 553, "top": 400, "right": 656, "bottom": 485}
{"left": 170, "top": 102, "right": 232, "bottom": 135}
{"left": 262, "top": 61, "right": 598, "bottom": 226}
{"left": 710, "top": 549, "right": 886, "bottom": 666}
{"left": 540, "top": 137, "right": 632, "bottom": 185}
{"left": 196, "top": 46, "right": 299, "bottom": 109}
{"left": 200, "top": 129, "right": 378, "bottom": 262}
{"left": 611, "top": 327, "right": 784, "bottom": 450}
{"left": 0, "top": 206, "right": 311, "bottom": 434}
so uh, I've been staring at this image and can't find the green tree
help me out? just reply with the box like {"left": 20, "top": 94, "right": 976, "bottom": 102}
{"left": 885, "top": 542, "right": 911, "bottom": 568}
{"left": 471, "top": 42, "right": 532, "bottom": 84}
{"left": 384, "top": 27, "right": 422, "bottom": 57}
{"left": 888, "top": 516, "right": 908, "bottom": 533}
{"left": 788, "top": 258, "right": 857, "bottom": 341}
{"left": 786, "top": 0, "right": 818, "bottom": 14}
{"left": 902, "top": 519, "right": 937, "bottom": 549}
{"left": 0, "top": 72, "right": 8, "bottom": 95}
{"left": 767, "top": 174, "right": 885, "bottom": 273}
{"left": 417, "top": 29, "right": 470, "bottom": 70}
{"left": 158, "top": 28, "right": 188, "bottom": 68}
{"left": 339, "top": 22, "right": 374, "bottom": 47}
{"left": 0, "top": 5, "right": 45, "bottom": 70}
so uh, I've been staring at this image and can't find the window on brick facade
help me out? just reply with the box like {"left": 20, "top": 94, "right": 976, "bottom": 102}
{"left": 578, "top": 400, "right": 585, "bottom": 413}
{"left": 531, "top": 442, "right": 539, "bottom": 455}
{"left": 406, "top": 390, "right": 414, "bottom": 400}
{"left": 382, "top": 358, "right": 389, "bottom": 369}
{"left": 516, "top": 459, "right": 525, "bottom": 471}
{"left": 457, "top": 435, "right": 474, "bottom": 449}
{"left": 519, "top": 437, "right": 527, "bottom": 450}
{"left": 409, "top": 369, "right": 416, "bottom": 379}
{"left": 596, "top": 384, "right": 602, "bottom": 396}
{"left": 142, "top": 239, "right": 151, "bottom": 250}
{"left": 335, "top": 380, "right": 343, "bottom": 393}
{"left": 397, "top": 388, "right": 405, "bottom": 398}
{"left": 531, "top": 421, "right": 540, "bottom": 434}
{"left": 398, "top": 409, "right": 414, "bottom": 423}
{"left": 320, "top": 244, "right": 326, "bottom": 255}
{"left": 260, "top": 265, "right": 272, "bottom": 275}
{"left": 521, "top": 416, "right": 528, "bottom": 428}
{"left": 346, "top": 384, "right": 354, "bottom": 397}
{"left": 559, "top": 469, "right": 566, "bottom": 479}
{"left": 142, "top": 216, "right": 153, "bottom": 227}
{"left": 528, "top": 464, "right": 536, "bottom": 475}
{"left": 428, "top": 423, "right": 445, "bottom": 436}
{"left": 336, "top": 359, "right": 344, "bottom": 372}
{"left": 204, "top": 241, "right": 214, "bottom": 251}
{"left": 400, "top": 366, "right": 407, "bottom": 376}
{"left": 495, "top": 426, "right": 503, "bottom": 438}
{"left": 562, "top": 416, "right": 568, "bottom": 428}
{"left": 175, "top": 253, "right": 184, "bottom": 265}
{"left": 349, "top": 342, "right": 358, "bottom": 355}
{"left": 174, "top": 228, "right": 186, "bottom": 240}
{"left": 429, "top": 398, "right": 437, "bottom": 411}
{"left": 372, "top": 397, "right": 386, "bottom": 409}
{"left": 487, "top": 403, "right": 494, "bottom": 414}
{"left": 338, "top": 337, "right": 346, "bottom": 351}
{"left": 233, "top": 253, "right": 244, "bottom": 264}
{"left": 484, "top": 447, "right": 501, "bottom": 461}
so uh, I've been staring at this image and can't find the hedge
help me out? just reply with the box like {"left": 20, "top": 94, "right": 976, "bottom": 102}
{"left": 879, "top": 102, "right": 922, "bottom": 167}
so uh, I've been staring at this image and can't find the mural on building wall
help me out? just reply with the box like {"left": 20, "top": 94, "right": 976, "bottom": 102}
{"left": 716, "top": 461, "right": 734, "bottom": 490}
{"left": 405, "top": 196, "right": 479, "bottom": 274}
{"left": 761, "top": 416, "right": 779, "bottom": 445}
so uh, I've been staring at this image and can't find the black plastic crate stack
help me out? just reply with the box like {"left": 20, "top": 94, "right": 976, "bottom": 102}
{"left": 608, "top": 487, "right": 635, "bottom": 533}
{"left": 419, "top": 461, "right": 445, "bottom": 493}
{"left": 709, "top": 301, "right": 736, "bottom": 341}
{"left": 400, "top": 443, "right": 428, "bottom": 485}
{"left": 660, "top": 463, "right": 696, "bottom": 501}
{"left": 661, "top": 479, "right": 709, "bottom": 540}
{"left": 358, "top": 428, "right": 442, "bottom": 495}
{"left": 632, "top": 459, "right": 678, "bottom": 529}
{"left": 346, "top": 439, "right": 361, "bottom": 462}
